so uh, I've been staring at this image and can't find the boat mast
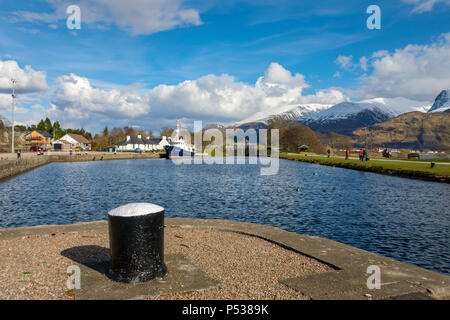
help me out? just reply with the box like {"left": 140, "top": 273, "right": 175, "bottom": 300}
{"left": 176, "top": 120, "right": 181, "bottom": 141}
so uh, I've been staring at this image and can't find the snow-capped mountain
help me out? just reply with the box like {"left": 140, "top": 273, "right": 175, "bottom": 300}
{"left": 428, "top": 90, "right": 450, "bottom": 113}
{"left": 304, "top": 97, "right": 429, "bottom": 121}
{"left": 232, "top": 103, "right": 331, "bottom": 126}
{"left": 231, "top": 96, "right": 431, "bottom": 133}
{"left": 299, "top": 97, "right": 430, "bottom": 133}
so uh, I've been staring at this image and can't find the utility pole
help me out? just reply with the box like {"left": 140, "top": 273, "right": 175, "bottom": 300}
{"left": 11, "top": 79, "right": 18, "bottom": 153}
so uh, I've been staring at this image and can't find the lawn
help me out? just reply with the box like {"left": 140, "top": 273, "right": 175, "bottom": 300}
{"left": 280, "top": 153, "right": 450, "bottom": 181}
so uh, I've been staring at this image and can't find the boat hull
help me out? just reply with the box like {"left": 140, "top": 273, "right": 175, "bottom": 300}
{"left": 165, "top": 146, "right": 195, "bottom": 159}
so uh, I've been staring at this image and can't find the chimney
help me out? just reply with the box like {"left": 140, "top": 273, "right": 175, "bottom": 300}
{"left": 126, "top": 136, "right": 130, "bottom": 141}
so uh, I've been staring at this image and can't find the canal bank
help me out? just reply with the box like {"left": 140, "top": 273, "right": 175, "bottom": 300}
{"left": 3, "top": 152, "right": 449, "bottom": 184}
{"left": 0, "top": 152, "right": 161, "bottom": 181}
{"left": 0, "top": 218, "right": 448, "bottom": 300}
{"left": 280, "top": 153, "right": 450, "bottom": 183}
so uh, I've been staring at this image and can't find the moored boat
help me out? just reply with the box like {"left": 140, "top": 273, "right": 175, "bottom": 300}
{"left": 164, "top": 120, "right": 195, "bottom": 159}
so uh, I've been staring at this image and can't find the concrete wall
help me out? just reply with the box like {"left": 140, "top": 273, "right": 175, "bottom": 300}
{"left": 0, "top": 152, "right": 161, "bottom": 181}
{"left": 0, "top": 157, "right": 50, "bottom": 181}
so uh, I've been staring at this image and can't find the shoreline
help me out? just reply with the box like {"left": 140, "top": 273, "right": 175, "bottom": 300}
{"left": 280, "top": 153, "right": 450, "bottom": 184}
{"left": 0, "top": 218, "right": 448, "bottom": 300}
{"left": 0, "top": 152, "right": 162, "bottom": 182}
{"left": 2, "top": 152, "right": 450, "bottom": 183}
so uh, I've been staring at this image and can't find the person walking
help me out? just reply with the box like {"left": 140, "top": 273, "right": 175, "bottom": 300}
{"left": 345, "top": 149, "right": 349, "bottom": 160}
{"left": 363, "top": 148, "right": 368, "bottom": 161}
{"left": 359, "top": 149, "right": 363, "bottom": 161}
{"left": 327, "top": 149, "right": 331, "bottom": 158}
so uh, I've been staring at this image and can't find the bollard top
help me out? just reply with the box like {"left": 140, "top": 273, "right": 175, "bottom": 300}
{"left": 108, "top": 203, "right": 164, "bottom": 217}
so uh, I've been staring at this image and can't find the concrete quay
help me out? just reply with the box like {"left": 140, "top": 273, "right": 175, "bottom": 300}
{"left": 0, "top": 218, "right": 448, "bottom": 300}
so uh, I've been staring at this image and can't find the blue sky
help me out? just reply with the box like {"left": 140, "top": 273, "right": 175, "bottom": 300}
{"left": 0, "top": 0, "right": 449, "bottom": 133}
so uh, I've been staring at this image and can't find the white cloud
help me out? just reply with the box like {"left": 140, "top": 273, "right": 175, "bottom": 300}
{"left": 50, "top": 73, "right": 151, "bottom": 121}
{"left": 0, "top": 60, "right": 49, "bottom": 94}
{"left": 47, "top": 63, "right": 347, "bottom": 130}
{"left": 336, "top": 55, "right": 369, "bottom": 73}
{"left": 359, "top": 56, "right": 368, "bottom": 72}
{"left": 16, "top": 27, "right": 41, "bottom": 34}
{"left": 146, "top": 62, "right": 311, "bottom": 121}
{"left": 333, "top": 71, "right": 341, "bottom": 78}
{"left": 263, "top": 62, "right": 307, "bottom": 86}
{"left": 402, "top": 0, "right": 450, "bottom": 13}
{"left": 298, "top": 88, "right": 348, "bottom": 105}
{"left": 0, "top": 60, "right": 49, "bottom": 114}
{"left": 12, "top": 0, "right": 202, "bottom": 35}
{"left": 335, "top": 55, "right": 354, "bottom": 71}
{"left": 0, "top": 94, "right": 12, "bottom": 114}
{"left": 358, "top": 33, "right": 450, "bottom": 101}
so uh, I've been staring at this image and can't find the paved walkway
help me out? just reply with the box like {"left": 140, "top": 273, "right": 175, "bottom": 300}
{"left": 0, "top": 151, "right": 145, "bottom": 161}
{"left": 0, "top": 218, "right": 448, "bottom": 300}
{"left": 287, "top": 153, "right": 450, "bottom": 165}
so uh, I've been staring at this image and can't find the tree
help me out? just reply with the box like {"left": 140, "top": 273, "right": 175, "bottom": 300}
{"left": 316, "top": 131, "right": 353, "bottom": 150}
{"left": 92, "top": 133, "right": 108, "bottom": 150}
{"left": 44, "top": 117, "right": 53, "bottom": 134}
{"left": 103, "top": 126, "right": 109, "bottom": 137}
{"left": 266, "top": 116, "right": 292, "bottom": 146}
{"left": 160, "top": 127, "right": 174, "bottom": 138}
{"left": 64, "top": 128, "right": 92, "bottom": 141}
{"left": 36, "top": 119, "right": 46, "bottom": 132}
{"left": 123, "top": 126, "right": 136, "bottom": 137}
{"left": 137, "top": 129, "right": 147, "bottom": 137}
{"left": 110, "top": 127, "right": 126, "bottom": 144}
{"left": 266, "top": 117, "right": 326, "bottom": 154}
{"left": 53, "top": 121, "right": 64, "bottom": 139}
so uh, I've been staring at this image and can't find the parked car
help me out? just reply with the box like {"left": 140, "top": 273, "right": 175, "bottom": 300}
{"left": 30, "top": 146, "right": 42, "bottom": 152}
{"left": 135, "top": 148, "right": 141, "bottom": 153}
{"left": 74, "top": 147, "right": 82, "bottom": 151}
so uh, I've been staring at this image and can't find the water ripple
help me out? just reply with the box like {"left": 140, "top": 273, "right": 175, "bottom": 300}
{"left": 0, "top": 158, "right": 449, "bottom": 275}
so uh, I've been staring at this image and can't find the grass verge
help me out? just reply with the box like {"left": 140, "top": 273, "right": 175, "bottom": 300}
{"left": 280, "top": 153, "right": 450, "bottom": 183}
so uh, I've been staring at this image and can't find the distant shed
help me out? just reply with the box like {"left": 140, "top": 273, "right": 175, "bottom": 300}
{"left": 53, "top": 139, "right": 71, "bottom": 151}
{"left": 298, "top": 145, "right": 309, "bottom": 152}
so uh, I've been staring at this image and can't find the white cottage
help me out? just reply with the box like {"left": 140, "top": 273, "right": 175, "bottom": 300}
{"left": 59, "top": 133, "right": 91, "bottom": 150}
{"left": 115, "top": 135, "right": 171, "bottom": 152}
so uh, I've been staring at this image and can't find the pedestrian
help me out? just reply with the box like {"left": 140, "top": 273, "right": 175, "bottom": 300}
{"left": 17, "top": 150, "right": 21, "bottom": 159}
{"left": 345, "top": 149, "right": 349, "bottom": 160}
{"left": 363, "top": 148, "right": 367, "bottom": 161}
{"left": 359, "top": 149, "right": 363, "bottom": 161}
{"left": 327, "top": 149, "right": 331, "bottom": 158}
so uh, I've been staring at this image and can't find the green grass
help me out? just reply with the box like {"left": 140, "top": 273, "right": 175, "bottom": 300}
{"left": 394, "top": 158, "right": 450, "bottom": 163}
{"left": 280, "top": 153, "right": 450, "bottom": 181}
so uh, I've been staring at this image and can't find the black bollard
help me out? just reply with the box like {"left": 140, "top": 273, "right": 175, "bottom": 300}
{"left": 108, "top": 203, "right": 167, "bottom": 283}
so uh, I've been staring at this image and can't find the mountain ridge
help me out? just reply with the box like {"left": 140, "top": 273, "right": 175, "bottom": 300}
{"left": 352, "top": 111, "right": 450, "bottom": 151}
{"left": 428, "top": 89, "right": 450, "bottom": 113}
{"left": 231, "top": 96, "right": 431, "bottom": 133}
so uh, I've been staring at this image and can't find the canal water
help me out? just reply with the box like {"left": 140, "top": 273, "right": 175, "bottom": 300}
{"left": 0, "top": 158, "right": 448, "bottom": 275}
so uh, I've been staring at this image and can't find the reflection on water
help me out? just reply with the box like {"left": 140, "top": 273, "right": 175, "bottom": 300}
{"left": 0, "top": 158, "right": 449, "bottom": 275}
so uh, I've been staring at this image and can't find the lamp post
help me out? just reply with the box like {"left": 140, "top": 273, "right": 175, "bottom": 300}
{"left": 11, "top": 79, "right": 18, "bottom": 153}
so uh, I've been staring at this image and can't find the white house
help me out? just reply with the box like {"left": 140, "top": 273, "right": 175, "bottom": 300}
{"left": 58, "top": 133, "right": 91, "bottom": 150}
{"left": 115, "top": 135, "right": 171, "bottom": 152}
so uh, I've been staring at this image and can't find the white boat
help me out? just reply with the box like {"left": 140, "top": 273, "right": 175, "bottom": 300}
{"left": 164, "top": 120, "right": 196, "bottom": 158}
